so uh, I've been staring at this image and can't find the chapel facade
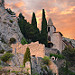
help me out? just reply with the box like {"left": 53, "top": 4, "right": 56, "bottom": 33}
{"left": 47, "top": 18, "right": 63, "bottom": 53}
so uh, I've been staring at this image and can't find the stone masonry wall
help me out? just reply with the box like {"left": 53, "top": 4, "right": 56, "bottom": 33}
{"left": 51, "top": 33, "right": 62, "bottom": 53}
{"left": 11, "top": 41, "right": 45, "bottom": 58}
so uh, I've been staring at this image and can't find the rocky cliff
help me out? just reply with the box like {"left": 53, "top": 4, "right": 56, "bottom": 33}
{"left": 63, "top": 37, "right": 75, "bottom": 48}
{"left": 0, "top": 0, "right": 23, "bottom": 51}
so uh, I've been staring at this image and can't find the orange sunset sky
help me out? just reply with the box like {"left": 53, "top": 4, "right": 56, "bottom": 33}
{"left": 5, "top": 0, "right": 75, "bottom": 39}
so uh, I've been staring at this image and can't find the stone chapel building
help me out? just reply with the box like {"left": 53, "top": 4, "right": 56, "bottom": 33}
{"left": 47, "top": 18, "right": 63, "bottom": 53}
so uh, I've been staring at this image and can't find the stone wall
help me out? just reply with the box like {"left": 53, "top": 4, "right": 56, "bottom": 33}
{"left": 45, "top": 47, "right": 58, "bottom": 56}
{"left": 11, "top": 41, "right": 45, "bottom": 58}
{"left": 51, "top": 33, "right": 63, "bottom": 53}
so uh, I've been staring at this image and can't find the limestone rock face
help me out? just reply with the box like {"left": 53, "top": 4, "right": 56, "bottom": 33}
{"left": 0, "top": 0, "right": 23, "bottom": 43}
{"left": 0, "top": 0, "right": 4, "bottom": 7}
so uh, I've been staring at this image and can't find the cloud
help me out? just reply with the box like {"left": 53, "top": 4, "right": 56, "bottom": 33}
{"left": 5, "top": 0, "right": 75, "bottom": 39}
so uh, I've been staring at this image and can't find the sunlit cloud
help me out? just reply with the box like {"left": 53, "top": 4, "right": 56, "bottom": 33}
{"left": 5, "top": 0, "right": 75, "bottom": 39}
{"left": 61, "top": 6, "right": 75, "bottom": 14}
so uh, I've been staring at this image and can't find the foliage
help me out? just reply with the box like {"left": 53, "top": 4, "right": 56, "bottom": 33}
{"left": 0, "top": 49, "right": 5, "bottom": 54}
{"left": 9, "top": 38, "right": 16, "bottom": 44}
{"left": 0, "top": 66, "right": 2, "bottom": 70}
{"left": 31, "top": 12, "right": 40, "bottom": 42}
{"left": 18, "top": 13, "right": 27, "bottom": 36}
{"left": 50, "top": 53, "right": 64, "bottom": 59}
{"left": 23, "top": 47, "right": 31, "bottom": 66}
{"left": 59, "top": 66, "right": 75, "bottom": 75}
{"left": 62, "top": 46, "right": 75, "bottom": 66}
{"left": 41, "top": 9, "right": 48, "bottom": 47}
{"left": 0, "top": 60, "right": 1, "bottom": 65}
{"left": 6, "top": 50, "right": 12, "bottom": 53}
{"left": 41, "top": 65, "right": 55, "bottom": 75}
{"left": 21, "top": 37, "right": 28, "bottom": 45}
{"left": 11, "top": 71, "right": 20, "bottom": 74}
{"left": 6, "top": 8, "right": 15, "bottom": 15}
{"left": 18, "top": 12, "right": 40, "bottom": 43}
{"left": 18, "top": 10, "right": 48, "bottom": 47}
{"left": 31, "top": 12, "right": 37, "bottom": 28}
{"left": 10, "top": 20, "right": 13, "bottom": 23}
{"left": 1, "top": 53, "right": 14, "bottom": 62}
{"left": 42, "top": 56, "right": 50, "bottom": 65}
{"left": 20, "top": 65, "right": 24, "bottom": 68}
{"left": 1, "top": 37, "right": 6, "bottom": 43}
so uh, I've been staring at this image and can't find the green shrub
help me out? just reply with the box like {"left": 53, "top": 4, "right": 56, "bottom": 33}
{"left": 0, "top": 60, "right": 1, "bottom": 64}
{"left": 0, "top": 49, "right": 5, "bottom": 54}
{"left": 10, "top": 20, "right": 13, "bottom": 23}
{"left": 59, "top": 66, "right": 75, "bottom": 75}
{"left": 1, "top": 53, "right": 14, "bottom": 62}
{"left": 42, "top": 56, "right": 50, "bottom": 65}
{"left": 0, "top": 66, "right": 2, "bottom": 70}
{"left": 20, "top": 65, "right": 24, "bottom": 68}
{"left": 21, "top": 37, "right": 28, "bottom": 45}
{"left": 50, "top": 53, "right": 64, "bottom": 59}
{"left": 23, "top": 47, "right": 31, "bottom": 66}
{"left": 11, "top": 71, "right": 20, "bottom": 74}
{"left": 6, "top": 50, "right": 12, "bottom": 53}
{"left": 9, "top": 38, "right": 16, "bottom": 44}
{"left": 1, "top": 37, "right": 6, "bottom": 43}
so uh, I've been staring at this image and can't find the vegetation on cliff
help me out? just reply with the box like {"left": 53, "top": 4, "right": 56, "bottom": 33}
{"left": 18, "top": 9, "right": 48, "bottom": 46}
{"left": 1, "top": 53, "right": 14, "bottom": 62}
{"left": 23, "top": 47, "right": 31, "bottom": 66}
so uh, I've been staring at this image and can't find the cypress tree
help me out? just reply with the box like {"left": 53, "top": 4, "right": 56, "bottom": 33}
{"left": 31, "top": 12, "right": 40, "bottom": 42}
{"left": 23, "top": 47, "right": 31, "bottom": 66}
{"left": 31, "top": 12, "right": 37, "bottom": 28}
{"left": 18, "top": 13, "right": 27, "bottom": 37}
{"left": 41, "top": 9, "right": 48, "bottom": 47}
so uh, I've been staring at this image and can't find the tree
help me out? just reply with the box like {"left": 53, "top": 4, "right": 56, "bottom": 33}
{"left": 18, "top": 13, "right": 27, "bottom": 37}
{"left": 18, "top": 13, "right": 24, "bottom": 19}
{"left": 31, "top": 12, "right": 37, "bottom": 28}
{"left": 41, "top": 9, "right": 48, "bottom": 47}
{"left": 31, "top": 12, "right": 40, "bottom": 42}
{"left": 1, "top": 53, "right": 14, "bottom": 62}
{"left": 23, "top": 47, "right": 31, "bottom": 66}
{"left": 6, "top": 8, "right": 15, "bottom": 15}
{"left": 21, "top": 37, "right": 28, "bottom": 45}
{"left": 62, "top": 46, "right": 75, "bottom": 66}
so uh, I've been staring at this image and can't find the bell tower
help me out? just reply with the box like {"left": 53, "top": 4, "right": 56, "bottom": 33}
{"left": 47, "top": 18, "right": 56, "bottom": 48}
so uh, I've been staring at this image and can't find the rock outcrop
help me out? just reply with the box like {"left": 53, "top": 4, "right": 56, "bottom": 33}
{"left": 0, "top": 0, "right": 23, "bottom": 44}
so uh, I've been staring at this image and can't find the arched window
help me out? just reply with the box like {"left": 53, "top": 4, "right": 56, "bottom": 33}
{"left": 48, "top": 36, "right": 51, "bottom": 41}
{"left": 48, "top": 43, "right": 53, "bottom": 48}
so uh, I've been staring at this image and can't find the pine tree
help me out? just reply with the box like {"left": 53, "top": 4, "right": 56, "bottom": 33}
{"left": 41, "top": 9, "right": 48, "bottom": 47}
{"left": 23, "top": 47, "right": 31, "bottom": 66}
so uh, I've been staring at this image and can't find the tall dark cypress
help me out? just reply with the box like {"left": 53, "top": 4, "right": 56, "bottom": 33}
{"left": 31, "top": 12, "right": 40, "bottom": 42}
{"left": 41, "top": 9, "right": 48, "bottom": 46}
{"left": 31, "top": 12, "right": 37, "bottom": 28}
{"left": 18, "top": 13, "right": 27, "bottom": 37}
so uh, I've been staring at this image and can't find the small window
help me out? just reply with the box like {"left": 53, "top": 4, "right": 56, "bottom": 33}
{"left": 48, "top": 36, "right": 51, "bottom": 41}
{"left": 48, "top": 27, "right": 50, "bottom": 32}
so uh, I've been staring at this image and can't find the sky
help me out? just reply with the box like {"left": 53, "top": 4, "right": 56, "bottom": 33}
{"left": 5, "top": 0, "right": 75, "bottom": 39}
